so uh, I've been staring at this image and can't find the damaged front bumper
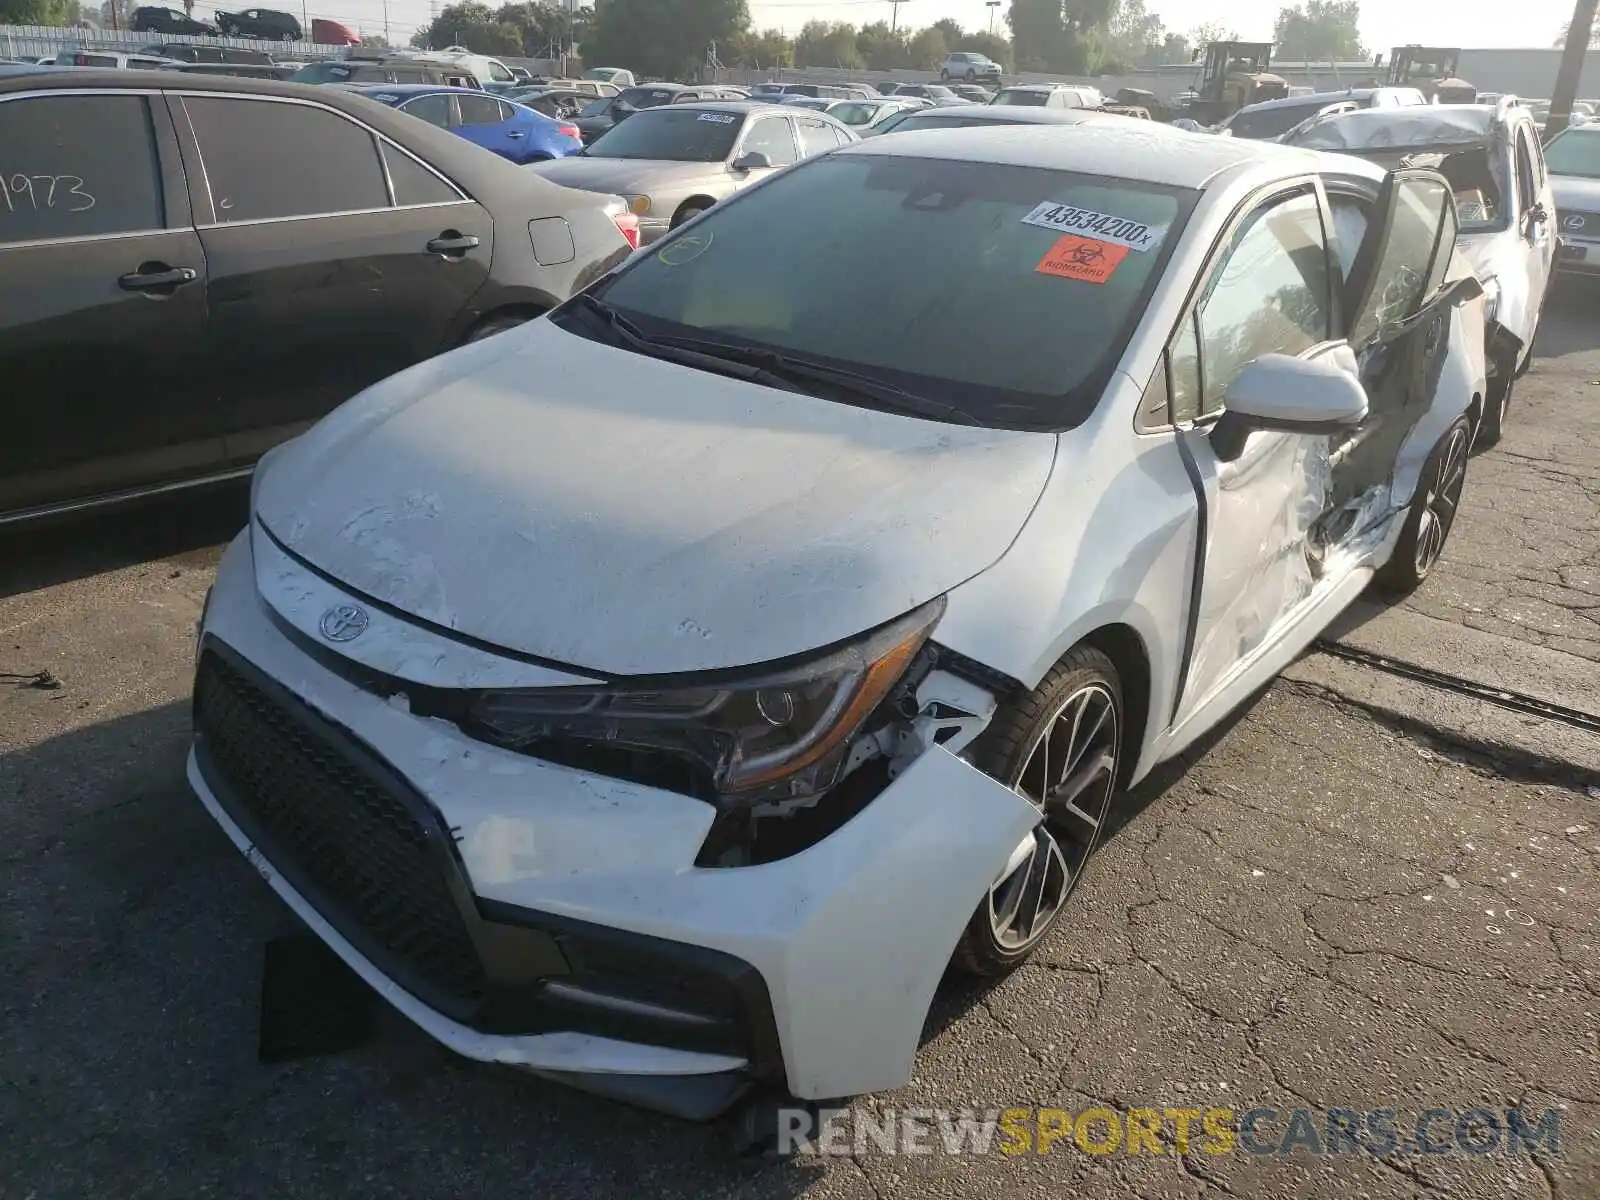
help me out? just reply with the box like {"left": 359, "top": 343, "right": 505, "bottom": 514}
{"left": 188, "top": 531, "right": 1038, "bottom": 1117}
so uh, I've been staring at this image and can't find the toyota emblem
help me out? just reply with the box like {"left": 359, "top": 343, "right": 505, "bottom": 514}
{"left": 319, "top": 603, "right": 369, "bottom": 642}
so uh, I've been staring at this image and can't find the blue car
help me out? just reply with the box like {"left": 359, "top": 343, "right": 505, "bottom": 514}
{"left": 357, "top": 84, "right": 583, "bottom": 164}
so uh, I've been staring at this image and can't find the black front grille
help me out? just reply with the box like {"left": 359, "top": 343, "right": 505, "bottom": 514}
{"left": 194, "top": 646, "right": 489, "bottom": 1019}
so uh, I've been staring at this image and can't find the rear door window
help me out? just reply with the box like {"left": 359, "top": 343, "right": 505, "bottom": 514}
{"left": 741, "top": 117, "right": 796, "bottom": 166}
{"left": 381, "top": 143, "right": 461, "bottom": 206}
{"left": 184, "top": 96, "right": 389, "bottom": 222}
{"left": 797, "top": 119, "right": 836, "bottom": 158}
{"left": 397, "top": 93, "right": 455, "bottom": 127}
{"left": 0, "top": 94, "right": 163, "bottom": 243}
{"left": 456, "top": 94, "right": 509, "bottom": 125}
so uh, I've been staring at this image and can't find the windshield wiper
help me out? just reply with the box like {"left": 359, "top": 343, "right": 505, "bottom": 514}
{"left": 642, "top": 332, "right": 990, "bottom": 427}
{"left": 572, "top": 295, "right": 987, "bottom": 426}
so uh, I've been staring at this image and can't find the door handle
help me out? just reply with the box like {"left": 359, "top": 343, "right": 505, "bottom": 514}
{"left": 119, "top": 264, "right": 197, "bottom": 293}
{"left": 505, "top": 130, "right": 525, "bottom": 138}
{"left": 426, "top": 232, "right": 480, "bottom": 256}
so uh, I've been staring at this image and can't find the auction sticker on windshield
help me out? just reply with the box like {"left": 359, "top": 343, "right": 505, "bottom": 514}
{"left": 1021, "top": 202, "right": 1166, "bottom": 252}
{"left": 697, "top": 112, "right": 737, "bottom": 123}
{"left": 1035, "top": 235, "right": 1127, "bottom": 284}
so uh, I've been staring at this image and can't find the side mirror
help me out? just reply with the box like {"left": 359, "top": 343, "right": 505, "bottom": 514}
{"left": 1211, "top": 352, "right": 1368, "bottom": 460}
{"left": 731, "top": 150, "right": 772, "bottom": 171}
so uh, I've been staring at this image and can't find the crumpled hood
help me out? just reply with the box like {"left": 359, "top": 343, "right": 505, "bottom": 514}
{"left": 254, "top": 320, "right": 1057, "bottom": 676}
{"left": 529, "top": 156, "right": 728, "bottom": 197}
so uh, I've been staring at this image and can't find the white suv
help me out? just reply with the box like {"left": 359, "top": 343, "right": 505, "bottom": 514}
{"left": 1287, "top": 98, "right": 1556, "bottom": 445}
{"left": 939, "top": 51, "right": 1001, "bottom": 83}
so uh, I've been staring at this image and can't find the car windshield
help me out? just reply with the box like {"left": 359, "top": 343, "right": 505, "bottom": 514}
{"left": 290, "top": 61, "right": 356, "bottom": 83}
{"left": 581, "top": 154, "right": 1194, "bottom": 429}
{"left": 1227, "top": 101, "right": 1331, "bottom": 139}
{"left": 830, "top": 101, "right": 880, "bottom": 125}
{"left": 993, "top": 89, "right": 1048, "bottom": 106}
{"left": 578, "top": 95, "right": 613, "bottom": 117}
{"left": 872, "top": 109, "right": 919, "bottom": 134}
{"left": 925, "top": 86, "right": 958, "bottom": 99}
{"left": 1545, "top": 128, "right": 1600, "bottom": 179}
{"left": 616, "top": 86, "right": 678, "bottom": 109}
{"left": 585, "top": 107, "right": 743, "bottom": 161}
{"left": 898, "top": 113, "right": 1013, "bottom": 132}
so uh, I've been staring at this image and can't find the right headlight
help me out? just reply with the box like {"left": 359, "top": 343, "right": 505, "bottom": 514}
{"left": 467, "top": 599, "right": 943, "bottom": 805}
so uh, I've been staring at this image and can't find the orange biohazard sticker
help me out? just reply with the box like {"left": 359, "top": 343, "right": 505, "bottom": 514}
{"left": 1035, "top": 235, "right": 1128, "bottom": 284}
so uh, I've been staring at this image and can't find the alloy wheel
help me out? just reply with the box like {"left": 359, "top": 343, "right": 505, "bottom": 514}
{"left": 986, "top": 684, "right": 1119, "bottom": 951}
{"left": 1415, "top": 422, "right": 1469, "bottom": 575}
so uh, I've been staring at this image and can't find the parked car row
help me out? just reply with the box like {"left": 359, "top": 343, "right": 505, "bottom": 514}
{"left": 168, "top": 103, "right": 1494, "bottom": 1142}
{"left": 0, "top": 70, "right": 636, "bottom": 524}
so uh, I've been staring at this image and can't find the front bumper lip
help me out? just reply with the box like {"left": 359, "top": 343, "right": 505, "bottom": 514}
{"left": 188, "top": 747, "right": 747, "bottom": 1077}
{"left": 191, "top": 530, "right": 1040, "bottom": 1105}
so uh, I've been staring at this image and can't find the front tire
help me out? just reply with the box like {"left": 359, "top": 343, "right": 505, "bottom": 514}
{"left": 940, "top": 69, "right": 951, "bottom": 81}
{"left": 1374, "top": 414, "right": 1471, "bottom": 595}
{"left": 952, "top": 645, "right": 1123, "bottom": 977}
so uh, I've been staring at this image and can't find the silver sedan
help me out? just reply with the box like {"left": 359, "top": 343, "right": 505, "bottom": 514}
{"left": 529, "top": 101, "right": 857, "bottom": 242}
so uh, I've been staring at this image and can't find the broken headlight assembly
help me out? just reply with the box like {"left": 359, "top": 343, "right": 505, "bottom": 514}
{"left": 465, "top": 599, "right": 944, "bottom": 807}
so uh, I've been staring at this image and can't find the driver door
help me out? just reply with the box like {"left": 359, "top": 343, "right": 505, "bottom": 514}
{"left": 1168, "top": 184, "right": 1346, "bottom": 721}
{"left": 1320, "top": 168, "right": 1465, "bottom": 541}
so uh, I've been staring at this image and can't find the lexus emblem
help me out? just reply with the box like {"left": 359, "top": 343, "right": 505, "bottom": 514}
{"left": 1563, "top": 213, "right": 1586, "bottom": 231}
{"left": 319, "top": 603, "right": 369, "bottom": 642}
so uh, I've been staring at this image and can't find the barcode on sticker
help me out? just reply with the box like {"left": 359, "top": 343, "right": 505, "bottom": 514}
{"left": 697, "top": 112, "right": 737, "bottom": 123}
{"left": 1021, "top": 202, "right": 1167, "bottom": 252}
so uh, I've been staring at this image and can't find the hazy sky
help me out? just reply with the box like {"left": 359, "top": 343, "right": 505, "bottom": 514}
{"left": 242, "top": 0, "right": 1577, "bottom": 56}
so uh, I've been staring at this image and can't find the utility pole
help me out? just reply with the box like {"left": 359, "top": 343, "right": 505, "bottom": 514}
{"left": 1548, "top": 0, "right": 1598, "bottom": 137}
{"left": 888, "top": 0, "right": 908, "bottom": 34}
{"left": 986, "top": 0, "right": 1000, "bottom": 34}
{"left": 382, "top": 0, "right": 390, "bottom": 44}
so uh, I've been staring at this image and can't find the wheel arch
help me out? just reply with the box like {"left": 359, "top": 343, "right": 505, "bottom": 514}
{"left": 458, "top": 302, "right": 549, "bottom": 345}
{"left": 1078, "top": 623, "right": 1152, "bottom": 790}
{"left": 673, "top": 195, "right": 717, "bottom": 225}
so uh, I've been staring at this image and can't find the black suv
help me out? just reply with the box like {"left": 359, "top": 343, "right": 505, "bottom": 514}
{"left": 0, "top": 71, "right": 635, "bottom": 525}
{"left": 140, "top": 43, "right": 273, "bottom": 64}
{"left": 130, "top": 5, "right": 218, "bottom": 35}
{"left": 215, "top": 8, "right": 302, "bottom": 40}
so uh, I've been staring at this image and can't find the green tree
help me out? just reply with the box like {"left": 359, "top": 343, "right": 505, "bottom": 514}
{"left": 1273, "top": 0, "right": 1363, "bottom": 61}
{"left": 793, "top": 19, "right": 862, "bottom": 68}
{"left": 583, "top": 0, "right": 749, "bottom": 78}
{"left": 856, "top": 19, "right": 909, "bottom": 70}
{"left": 962, "top": 30, "right": 1013, "bottom": 67}
{"left": 720, "top": 26, "right": 793, "bottom": 68}
{"left": 906, "top": 25, "right": 948, "bottom": 68}
{"left": 0, "top": 0, "right": 76, "bottom": 21}
{"left": 1187, "top": 20, "right": 1239, "bottom": 50}
{"left": 1554, "top": 17, "right": 1600, "bottom": 47}
{"left": 1104, "top": 0, "right": 1166, "bottom": 66}
{"left": 1007, "top": 0, "right": 1112, "bottom": 73}
{"left": 929, "top": 16, "right": 965, "bottom": 44}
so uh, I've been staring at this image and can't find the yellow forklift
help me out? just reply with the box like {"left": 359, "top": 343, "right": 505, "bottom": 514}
{"left": 1387, "top": 45, "right": 1478, "bottom": 103}
{"left": 1188, "top": 41, "right": 1290, "bottom": 125}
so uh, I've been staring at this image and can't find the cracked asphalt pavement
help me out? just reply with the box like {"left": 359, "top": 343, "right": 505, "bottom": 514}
{"left": 2, "top": 281, "right": 1597, "bottom": 1199}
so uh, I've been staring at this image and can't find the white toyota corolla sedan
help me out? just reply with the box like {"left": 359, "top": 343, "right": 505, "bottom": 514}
{"left": 189, "top": 123, "right": 1487, "bottom": 1127}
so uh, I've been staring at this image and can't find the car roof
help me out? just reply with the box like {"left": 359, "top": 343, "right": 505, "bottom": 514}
{"left": 0, "top": 69, "right": 569, "bottom": 201}
{"left": 655, "top": 99, "right": 806, "bottom": 118}
{"left": 1286, "top": 103, "right": 1507, "bottom": 151}
{"left": 351, "top": 83, "right": 493, "bottom": 97}
{"left": 1236, "top": 88, "right": 1378, "bottom": 113}
{"left": 838, "top": 120, "right": 1370, "bottom": 189}
{"left": 905, "top": 105, "right": 1107, "bottom": 126}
